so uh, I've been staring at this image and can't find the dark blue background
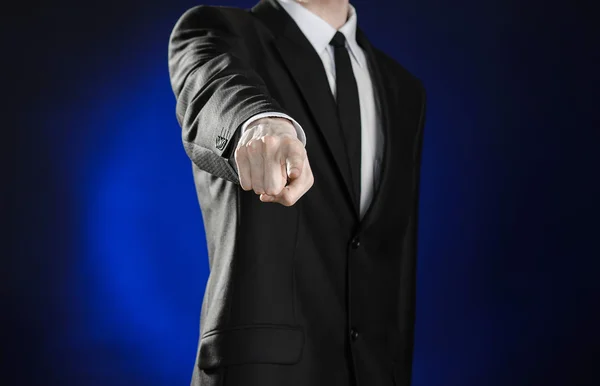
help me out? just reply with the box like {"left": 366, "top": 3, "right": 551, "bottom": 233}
{"left": 4, "top": 0, "right": 598, "bottom": 385}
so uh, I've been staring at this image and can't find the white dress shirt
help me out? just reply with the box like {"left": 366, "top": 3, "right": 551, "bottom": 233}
{"left": 242, "top": 0, "right": 383, "bottom": 219}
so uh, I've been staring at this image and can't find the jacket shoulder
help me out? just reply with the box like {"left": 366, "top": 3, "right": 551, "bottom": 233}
{"left": 369, "top": 46, "right": 427, "bottom": 132}
{"left": 173, "top": 5, "right": 255, "bottom": 33}
{"left": 371, "top": 46, "right": 425, "bottom": 95}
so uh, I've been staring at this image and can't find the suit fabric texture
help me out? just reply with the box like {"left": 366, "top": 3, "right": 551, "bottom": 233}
{"left": 168, "top": 1, "right": 426, "bottom": 385}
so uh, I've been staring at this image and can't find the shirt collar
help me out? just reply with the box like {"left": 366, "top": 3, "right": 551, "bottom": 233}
{"left": 277, "top": 0, "right": 366, "bottom": 68}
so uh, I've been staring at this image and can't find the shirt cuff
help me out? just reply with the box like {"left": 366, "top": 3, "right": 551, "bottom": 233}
{"left": 241, "top": 112, "right": 307, "bottom": 146}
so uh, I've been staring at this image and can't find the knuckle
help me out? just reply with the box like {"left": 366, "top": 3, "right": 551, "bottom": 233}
{"left": 265, "top": 184, "right": 282, "bottom": 196}
{"left": 262, "top": 135, "right": 279, "bottom": 149}
{"left": 247, "top": 139, "right": 262, "bottom": 152}
{"left": 252, "top": 181, "right": 265, "bottom": 194}
{"left": 281, "top": 135, "right": 297, "bottom": 147}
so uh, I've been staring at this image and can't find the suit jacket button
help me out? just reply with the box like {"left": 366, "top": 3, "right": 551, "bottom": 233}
{"left": 350, "top": 328, "right": 359, "bottom": 341}
{"left": 351, "top": 237, "right": 361, "bottom": 249}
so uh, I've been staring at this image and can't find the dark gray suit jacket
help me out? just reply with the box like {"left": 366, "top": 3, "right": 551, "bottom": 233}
{"left": 168, "top": 1, "right": 426, "bottom": 385}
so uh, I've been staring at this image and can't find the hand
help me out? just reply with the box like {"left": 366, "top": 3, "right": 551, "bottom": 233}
{"left": 234, "top": 117, "right": 314, "bottom": 206}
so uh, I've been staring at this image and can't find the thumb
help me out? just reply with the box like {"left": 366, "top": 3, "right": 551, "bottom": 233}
{"left": 285, "top": 151, "right": 305, "bottom": 180}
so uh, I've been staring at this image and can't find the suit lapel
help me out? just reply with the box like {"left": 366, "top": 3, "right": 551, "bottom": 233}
{"left": 252, "top": 0, "right": 359, "bottom": 216}
{"left": 355, "top": 29, "right": 394, "bottom": 228}
{"left": 356, "top": 29, "right": 421, "bottom": 230}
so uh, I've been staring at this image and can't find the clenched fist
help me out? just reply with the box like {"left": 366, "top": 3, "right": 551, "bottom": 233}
{"left": 234, "top": 117, "right": 314, "bottom": 206}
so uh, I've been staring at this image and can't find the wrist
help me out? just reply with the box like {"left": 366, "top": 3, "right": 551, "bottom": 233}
{"left": 248, "top": 117, "right": 297, "bottom": 138}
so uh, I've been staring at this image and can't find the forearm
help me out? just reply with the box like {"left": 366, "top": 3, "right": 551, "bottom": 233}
{"left": 168, "top": 6, "right": 289, "bottom": 182}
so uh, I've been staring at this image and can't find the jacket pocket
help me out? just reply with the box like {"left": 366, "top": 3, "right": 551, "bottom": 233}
{"left": 198, "top": 324, "right": 305, "bottom": 370}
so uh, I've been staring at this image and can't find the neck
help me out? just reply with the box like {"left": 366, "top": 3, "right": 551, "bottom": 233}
{"left": 296, "top": 0, "right": 350, "bottom": 30}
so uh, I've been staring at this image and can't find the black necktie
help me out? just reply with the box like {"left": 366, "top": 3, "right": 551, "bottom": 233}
{"left": 330, "top": 32, "right": 361, "bottom": 210}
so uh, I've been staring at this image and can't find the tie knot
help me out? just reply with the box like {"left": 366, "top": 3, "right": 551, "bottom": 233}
{"left": 330, "top": 31, "right": 346, "bottom": 48}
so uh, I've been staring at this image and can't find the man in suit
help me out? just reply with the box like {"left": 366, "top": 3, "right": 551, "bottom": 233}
{"left": 168, "top": 0, "right": 426, "bottom": 385}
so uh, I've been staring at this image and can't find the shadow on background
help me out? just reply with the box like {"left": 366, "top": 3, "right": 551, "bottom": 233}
{"left": 4, "top": 0, "right": 598, "bottom": 385}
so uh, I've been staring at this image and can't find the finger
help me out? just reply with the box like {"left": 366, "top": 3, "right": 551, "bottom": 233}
{"left": 279, "top": 158, "right": 314, "bottom": 206}
{"left": 247, "top": 139, "right": 265, "bottom": 194}
{"left": 283, "top": 140, "right": 306, "bottom": 180}
{"left": 262, "top": 136, "right": 286, "bottom": 196}
{"left": 271, "top": 185, "right": 301, "bottom": 207}
{"left": 271, "top": 167, "right": 307, "bottom": 207}
{"left": 260, "top": 163, "right": 286, "bottom": 202}
{"left": 234, "top": 146, "right": 252, "bottom": 191}
{"left": 259, "top": 193, "right": 275, "bottom": 202}
{"left": 262, "top": 159, "right": 314, "bottom": 206}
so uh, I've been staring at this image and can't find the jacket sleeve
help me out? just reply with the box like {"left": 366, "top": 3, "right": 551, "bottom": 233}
{"left": 168, "top": 5, "right": 288, "bottom": 183}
